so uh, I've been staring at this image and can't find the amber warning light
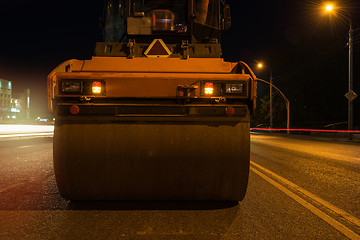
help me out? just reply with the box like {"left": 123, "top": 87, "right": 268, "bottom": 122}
{"left": 92, "top": 81, "right": 102, "bottom": 94}
{"left": 205, "top": 82, "right": 214, "bottom": 95}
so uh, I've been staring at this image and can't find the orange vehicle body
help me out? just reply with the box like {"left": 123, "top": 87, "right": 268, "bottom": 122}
{"left": 48, "top": 57, "right": 256, "bottom": 110}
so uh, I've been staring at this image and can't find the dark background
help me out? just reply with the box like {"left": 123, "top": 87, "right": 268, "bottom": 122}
{"left": 0, "top": 0, "right": 359, "bottom": 129}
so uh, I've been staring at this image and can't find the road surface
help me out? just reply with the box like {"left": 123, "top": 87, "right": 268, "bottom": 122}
{"left": 0, "top": 134, "right": 359, "bottom": 239}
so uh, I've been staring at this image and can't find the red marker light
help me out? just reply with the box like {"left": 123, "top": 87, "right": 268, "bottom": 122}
{"left": 92, "top": 81, "right": 102, "bottom": 94}
{"left": 70, "top": 105, "right": 80, "bottom": 115}
{"left": 204, "top": 82, "right": 214, "bottom": 95}
{"left": 225, "top": 106, "right": 235, "bottom": 116}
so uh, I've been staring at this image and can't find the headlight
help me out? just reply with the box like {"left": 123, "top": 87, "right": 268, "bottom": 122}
{"left": 226, "top": 83, "right": 245, "bottom": 94}
{"left": 61, "top": 81, "right": 81, "bottom": 93}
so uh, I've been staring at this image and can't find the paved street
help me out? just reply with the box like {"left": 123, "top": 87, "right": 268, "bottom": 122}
{"left": 0, "top": 134, "right": 359, "bottom": 239}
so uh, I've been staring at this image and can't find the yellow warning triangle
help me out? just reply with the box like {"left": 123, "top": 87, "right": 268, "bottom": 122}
{"left": 144, "top": 39, "right": 172, "bottom": 58}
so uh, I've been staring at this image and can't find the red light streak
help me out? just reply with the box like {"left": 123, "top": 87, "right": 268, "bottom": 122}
{"left": 250, "top": 128, "right": 360, "bottom": 134}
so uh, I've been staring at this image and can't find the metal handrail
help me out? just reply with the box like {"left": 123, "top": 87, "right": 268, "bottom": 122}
{"left": 256, "top": 78, "right": 290, "bottom": 133}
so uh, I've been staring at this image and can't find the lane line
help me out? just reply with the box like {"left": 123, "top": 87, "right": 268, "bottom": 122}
{"left": 17, "top": 145, "right": 32, "bottom": 149}
{"left": 251, "top": 161, "right": 360, "bottom": 228}
{"left": 250, "top": 166, "right": 360, "bottom": 240}
{"left": 0, "top": 182, "right": 25, "bottom": 194}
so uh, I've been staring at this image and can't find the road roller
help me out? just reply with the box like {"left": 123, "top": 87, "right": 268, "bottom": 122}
{"left": 48, "top": 0, "right": 257, "bottom": 201}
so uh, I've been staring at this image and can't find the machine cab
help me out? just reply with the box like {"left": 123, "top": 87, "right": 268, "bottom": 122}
{"left": 104, "top": 0, "right": 231, "bottom": 44}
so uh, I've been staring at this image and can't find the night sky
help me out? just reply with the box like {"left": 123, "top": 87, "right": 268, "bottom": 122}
{"left": 0, "top": 0, "right": 359, "bottom": 128}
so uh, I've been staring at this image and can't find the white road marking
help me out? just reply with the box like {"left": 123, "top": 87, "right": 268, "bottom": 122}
{"left": 251, "top": 161, "right": 360, "bottom": 227}
{"left": 251, "top": 161, "right": 360, "bottom": 240}
{"left": 17, "top": 145, "right": 32, "bottom": 149}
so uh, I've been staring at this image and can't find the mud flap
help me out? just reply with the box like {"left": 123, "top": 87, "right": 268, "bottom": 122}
{"left": 53, "top": 119, "right": 250, "bottom": 201}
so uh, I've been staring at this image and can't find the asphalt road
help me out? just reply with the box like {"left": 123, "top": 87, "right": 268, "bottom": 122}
{"left": 0, "top": 134, "right": 359, "bottom": 240}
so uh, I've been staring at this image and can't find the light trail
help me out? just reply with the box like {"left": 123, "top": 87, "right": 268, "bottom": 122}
{"left": 0, "top": 133, "right": 53, "bottom": 138}
{"left": 251, "top": 128, "right": 360, "bottom": 134}
{"left": 0, "top": 125, "right": 54, "bottom": 135}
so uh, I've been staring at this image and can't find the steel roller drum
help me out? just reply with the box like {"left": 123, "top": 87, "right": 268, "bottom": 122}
{"left": 53, "top": 119, "right": 250, "bottom": 201}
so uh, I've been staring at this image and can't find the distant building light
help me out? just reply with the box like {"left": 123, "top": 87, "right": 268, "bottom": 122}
{"left": 39, "top": 118, "right": 48, "bottom": 122}
{"left": 11, "top": 108, "right": 20, "bottom": 113}
{"left": 12, "top": 116, "right": 16, "bottom": 119}
{"left": 8, "top": 82, "right": 11, "bottom": 90}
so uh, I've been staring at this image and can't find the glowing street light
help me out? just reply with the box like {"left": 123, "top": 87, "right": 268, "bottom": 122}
{"left": 323, "top": 3, "right": 357, "bottom": 139}
{"left": 257, "top": 62, "right": 273, "bottom": 129}
{"left": 325, "top": 5, "right": 333, "bottom": 12}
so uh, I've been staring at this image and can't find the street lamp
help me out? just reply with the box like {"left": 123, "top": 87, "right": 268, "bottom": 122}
{"left": 324, "top": 4, "right": 357, "bottom": 139}
{"left": 257, "top": 63, "right": 273, "bottom": 129}
{"left": 325, "top": 4, "right": 333, "bottom": 12}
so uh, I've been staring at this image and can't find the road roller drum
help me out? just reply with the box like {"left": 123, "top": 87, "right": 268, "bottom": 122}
{"left": 53, "top": 119, "right": 250, "bottom": 201}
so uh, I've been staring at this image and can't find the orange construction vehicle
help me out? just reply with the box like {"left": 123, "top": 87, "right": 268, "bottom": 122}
{"left": 48, "top": 0, "right": 257, "bottom": 201}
